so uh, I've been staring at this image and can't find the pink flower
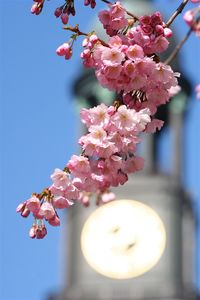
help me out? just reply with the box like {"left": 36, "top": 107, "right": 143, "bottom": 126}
{"left": 67, "top": 155, "right": 90, "bottom": 175}
{"left": 26, "top": 196, "right": 40, "bottom": 213}
{"left": 122, "top": 156, "right": 144, "bottom": 173}
{"left": 48, "top": 215, "right": 60, "bottom": 226}
{"left": 146, "top": 119, "right": 164, "bottom": 133}
{"left": 98, "top": 1, "right": 128, "bottom": 34}
{"left": 51, "top": 168, "right": 70, "bottom": 189}
{"left": 98, "top": 10, "right": 111, "bottom": 27}
{"left": 53, "top": 196, "right": 74, "bottom": 209}
{"left": 101, "top": 47, "right": 125, "bottom": 65}
{"left": 56, "top": 43, "right": 72, "bottom": 60}
{"left": 104, "top": 64, "right": 122, "bottom": 79}
{"left": 126, "top": 45, "right": 144, "bottom": 60}
{"left": 40, "top": 202, "right": 55, "bottom": 220}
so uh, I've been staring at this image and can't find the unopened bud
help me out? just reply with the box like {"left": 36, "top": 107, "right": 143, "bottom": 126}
{"left": 36, "top": 225, "right": 47, "bottom": 239}
{"left": 54, "top": 7, "right": 62, "bottom": 18}
{"left": 91, "top": 0, "right": 96, "bottom": 8}
{"left": 31, "top": 3, "right": 41, "bottom": 15}
{"left": 69, "top": 6, "right": 76, "bottom": 16}
{"left": 29, "top": 225, "right": 36, "bottom": 239}
{"left": 84, "top": 0, "right": 90, "bottom": 6}
{"left": 61, "top": 13, "right": 69, "bottom": 25}
{"left": 164, "top": 27, "right": 173, "bottom": 38}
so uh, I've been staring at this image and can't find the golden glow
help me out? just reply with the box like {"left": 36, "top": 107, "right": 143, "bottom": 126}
{"left": 81, "top": 199, "right": 166, "bottom": 279}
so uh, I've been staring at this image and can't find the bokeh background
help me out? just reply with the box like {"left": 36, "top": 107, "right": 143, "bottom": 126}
{"left": 1, "top": 1, "right": 200, "bottom": 299}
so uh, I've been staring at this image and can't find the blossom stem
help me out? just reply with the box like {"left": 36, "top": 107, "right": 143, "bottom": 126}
{"left": 100, "top": 0, "right": 139, "bottom": 21}
{"left": 166, "top": 0, "right": 190, "bottom": 27}
{"left": 164, "top": 28, "right": 192, "bottom": 65}
{"left": 63, "top": 25, "right": 108, "bottom": 46}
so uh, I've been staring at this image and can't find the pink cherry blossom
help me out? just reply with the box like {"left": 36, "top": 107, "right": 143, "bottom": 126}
{"left": 26, "top": 196, "right": 40, "bottom": 213}
{"left": 51, "top": 168, "right": 71, "bottom": 189}
{"left": 56, "top": 43, "right": 72, "bottom": 60}
{"left": 40, "top": 202, "right": 55, "bottom": 220}
{"left": 53, "top": 196, "right": 74, "bottom": 209}
{"left": 48, "top": 215, "right": 60, "bottom": 226}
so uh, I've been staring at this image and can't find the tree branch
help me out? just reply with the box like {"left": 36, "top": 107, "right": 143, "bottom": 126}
{"left": 165, "top": 0, "right": 190, "bottom": 27}
{"left": 164, "top": 28, "right": 192, "bottom": 65}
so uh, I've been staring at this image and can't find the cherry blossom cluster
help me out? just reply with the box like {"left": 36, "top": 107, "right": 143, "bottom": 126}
{"left": 79, "top": 4, "right": 179, "bottom": 115}
{"left": 17, "top": 103, "right": 155, "bottom": 238}
{"left": 54, "top": 1, "right": 76, "bottom": 25}
{"left": 98, "top": 1, "right": 128, "bottom": 36}
{"left": 19, "top": 0, "right": 200, "bottom": 238}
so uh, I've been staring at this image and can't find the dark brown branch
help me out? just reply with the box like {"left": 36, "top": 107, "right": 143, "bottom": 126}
{"left": 165, "top": 0, "right": 190, "bottom": 27}
{"left": 164, "top": 28, "right": 192, "bottom": 65}
{"left": 63, "top": 25, "right": 109, "bottom": 46}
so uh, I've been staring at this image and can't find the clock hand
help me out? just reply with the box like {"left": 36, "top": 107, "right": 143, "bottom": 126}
{"left": 125, "top": 239, "right": 137, "bottom": 252}
{"left": 111, "top": 226, "right": 120, "bottom": 233}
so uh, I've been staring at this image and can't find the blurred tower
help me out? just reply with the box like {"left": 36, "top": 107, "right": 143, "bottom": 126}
{"left": 48, "top": 1, "right": 197, "bottom": 299}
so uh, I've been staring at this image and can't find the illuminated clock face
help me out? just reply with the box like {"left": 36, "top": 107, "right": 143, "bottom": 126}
{"left": 81, "top": 199, "right": 166, "bottom": 279}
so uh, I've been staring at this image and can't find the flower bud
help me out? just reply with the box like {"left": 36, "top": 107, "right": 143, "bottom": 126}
{"left": 61, "top": 13, "right": 69, "bottom": 25}
{"left": 29, "top": 225, "right": 36, "bottom": 239}
{"left": 36, "top": 225, "right": 47, "bottom": 239}
{"left": 82, "top": 195, "right": 90, "bottom": 207}
{"left": 164, "top": 27, "right": 173, "bottom": 38}
{"left": 31, "top": 3, "right": 41, "bottom": 15}
{"left": 155, "top": 24, "right": 164, "bottom": 35}
{"left": 54, "top": 7, "right": 62, "bottom": 18}
{"left": 91, "top": 0, "right": 96, "bottom": 8}
{"left": 56, "top": 43, "right": 72, "bottom": 60}
{"left": 84, "top": 0, "right": 90, "bottom": 6}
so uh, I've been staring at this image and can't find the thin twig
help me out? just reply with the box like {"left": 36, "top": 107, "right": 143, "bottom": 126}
{"left": 100, "top": 0, "right": 139, "bottom": 21}
{"left": 165, "top": 0, "right": 190, "bottom": 27}
{"left": 63, "top": 25, "right": 109, "bottom": 46}
{"left": 164, "top": 28, "right": 192, "bottom": 65}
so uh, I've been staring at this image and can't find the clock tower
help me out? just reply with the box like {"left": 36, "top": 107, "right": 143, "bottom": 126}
{"left": 49, "top": 1, "right": 197, "bottom": 299}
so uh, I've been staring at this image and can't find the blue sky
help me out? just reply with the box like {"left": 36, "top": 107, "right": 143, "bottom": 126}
{"left": 1, "top": 1, "right": 200, "bottom": 300}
